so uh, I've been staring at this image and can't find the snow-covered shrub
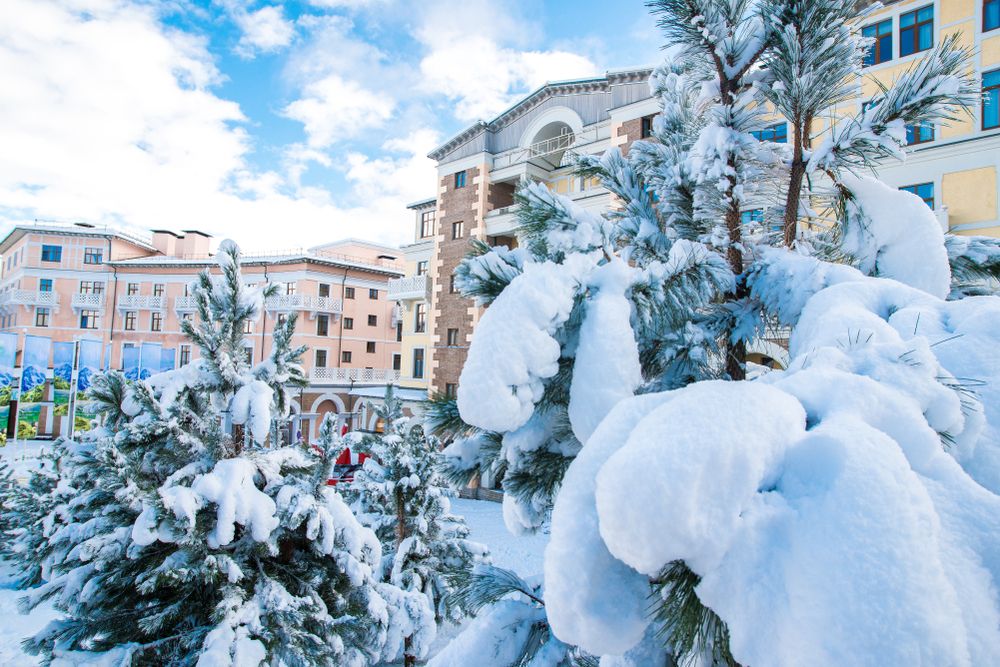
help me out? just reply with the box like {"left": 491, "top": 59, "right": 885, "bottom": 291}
{"left": 350, "top": 386, "right": 488, "bottom": 633}
{"left": 14, "top": 241, "right": 432, "bottom": 666}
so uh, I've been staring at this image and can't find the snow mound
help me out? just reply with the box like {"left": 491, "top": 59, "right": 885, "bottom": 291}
{"left": 458, "top": 254, "right": 593, "bottom": 432}
{"left": 546, "top": 268, "right": 1000, "bottom": 666}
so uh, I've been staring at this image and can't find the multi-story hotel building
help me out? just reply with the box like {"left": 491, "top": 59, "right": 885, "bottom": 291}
{"left": 0, "top": 222, "right": 407, "bottom": 440}
{"left": 395, "top": 3, "right": 1000, "bottom": 398}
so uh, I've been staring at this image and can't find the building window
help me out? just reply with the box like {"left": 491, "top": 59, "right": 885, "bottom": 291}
{"left": 368, "top": 314, "right": 377, "bottom": 326}
{"left": 988, "top": 0, "right": 1000, "bottom": 32}
{"left": 41, "top": 245, "right": 62, "bottom": 262}
{"left": 447, "top": 328, "right": 459, "bottom": 346}
{"left": 79, "top": 280, "right": 104, "bottom": 295}
{"left": 127, "top": 283, "right": 139, "bottom": 296}
{"left": 181, "top": 312, "right": 192, "bottom": 321}
{"left": 153, "top": 283, "right": 164, "bottom": 297}
{"left": 369, "top": 288, "right": 379, "bottom": 299}
{"left": 39, "top": 279, "right": 52, "bottom": 292}
{"left": 740, "top": 208, "right": 765, "bottom": 227}
{"left": 420, "top": 210, "right": 436, "bottom": 238}
{"left": 863, "top": 19, "right": 893, "bottom": 66}
{"left": 906, "top": 122, "right": 934, "bottom": 145}
{"left": 84, "top": 247, "right": 103, "bottom": 264}
{"left": 319, "top": 283, "right": 330, "bottom": 298}
{"left": 35, "top": 308, "right": 49, "bottom": 327}
{"left": 392, "top": 353, "right": 401, "bottom": 371}
{"left": 244, "top": 347, "right": 253, "bottom": 365}
{"left": 179, "top": 345, "right": 191, "bottom": 367}
{"left": 242, "top": 318, "right": 252, "bottom": 334}
{"left": 452, "top": 221, "right": 464, "bottom": 239}
{"left": 449, "top": 273, "right": 457, "bottom": 294}
{"left": 285, "top": 282, "right": 296, "bottom": 295}
{"left": 445, "top": 383, "right": 457, "bottom": 399}
{"left": 342, "top": 350, "right": 352, "bottom": 363}
{"left": 900, "top": 5, "right": 933, "bottom": 57}
{"left": 317, "top": 314, "right": 329, "bottom": 337}
{"left": 413, "top": 348, "right": 425, "bottom": 379}
{"left": 366, "top": 341, "right": 376, "bottom": 353}
{"left": 151, "top": 312, "right": 163, "bottom": 332}
{"left": 640, "top": 114, "right": 655, "bottom": 138}
{"left": 751, "top": 122, "right": 788, "bottom": 143}
{"left": 415, "top": 303, "right": 426, "bottom": 333}
{"left": 315, "top": 349, "right": 327, "bottom": 368}
{"left": 124, "top": 311, "right": 136, "bottom": 331}
{"left": 396, "top": 320, "right": 403, "bottom": 342}
{"left": 276, "top": 312, "right": 288, "bottom": 327}
{"left": 80, "top": 309, "right": 99, "bottom": 329}
{"left": 345, "top": 286, "right": 355, "bottom": 299}
{"left": 984, "top": 69, "right": 1000, "bottom": 130}
{"left": 901, "top": 182, "right": 934, "bottom": 209}
{"left": 454, "top": 170, "right": 467, "bottom": 188}
{"left": 344, "top": 317, "right": 354, "bottom": 330}
{"left": 417, "top": 260, "right": 428, "bottom": 276}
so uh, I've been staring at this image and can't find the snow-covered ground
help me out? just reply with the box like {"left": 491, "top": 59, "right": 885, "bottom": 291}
{"left": 0, "top": 490, "right": 540, "bottom": 665}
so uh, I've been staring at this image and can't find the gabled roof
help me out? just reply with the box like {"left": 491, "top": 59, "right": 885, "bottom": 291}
{"left": 0, "top": 221, "right": 156, "bottom": 255}
{"left": 428, "top": 67, "right": 653, "bottom": 162}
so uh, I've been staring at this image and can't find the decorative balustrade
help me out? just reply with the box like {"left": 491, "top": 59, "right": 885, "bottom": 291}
{"left": 71, "top": 292, "right": 106, "bottom": 310}
{"left": 174, "top": 295, "right": 198, "bottom": 312}
{"left": 118, "top": 294, "right": 165, "bottom": 311}
{"left": 264, "top": 294, "right": 342, "bottom": 318}
{"left": 310, "top": 367, "right": 402, "bottom": 384}
{"left": 0, "top": 289, "right": 60, "bottom": 312}
{"left": 387, "top": 274, "right": 431, "bottom": 301}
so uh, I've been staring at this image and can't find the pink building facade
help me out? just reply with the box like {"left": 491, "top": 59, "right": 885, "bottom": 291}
{"left": 0, "top": 223, "right": 407, "bottom": 440}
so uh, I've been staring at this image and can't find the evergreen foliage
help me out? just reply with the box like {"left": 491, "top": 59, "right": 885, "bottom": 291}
{"left": 11, "top": 241, "right": 431, "bottom": 666}
{"left": 350, "top": 386, "right": 488, "bottom": 630}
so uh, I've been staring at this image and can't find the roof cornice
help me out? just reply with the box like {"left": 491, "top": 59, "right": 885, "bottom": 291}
{"left": 427, "top": 67, "right": 653, "bottom": 162}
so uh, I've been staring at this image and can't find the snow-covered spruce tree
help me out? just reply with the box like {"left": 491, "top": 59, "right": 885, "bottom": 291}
{"left": 0, "top": 450, "right": 60, "bottom": 588}
{"left": 438, "top": 2, "right": 1000, "bottom": 666}
{"left": 348, "top": 386, "right": 487, "bottom": 664}
{"left": 18, "top": 240, "right": 433, "bottom": 666}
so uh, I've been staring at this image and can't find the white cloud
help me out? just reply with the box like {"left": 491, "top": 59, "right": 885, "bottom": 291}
{"left": 282, "top": 74, "right": 394, "bottom": 148}
{"left": 233, "top": 5, "right": 295, "bottom": 57}
{"left": 414, "top": 0, "right": 599, "bottom": 121}
{"left": 0, "top": 0, "right": 428, "bottom": 249}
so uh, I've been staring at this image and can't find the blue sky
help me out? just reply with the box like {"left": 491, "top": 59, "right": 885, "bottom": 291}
{"left": 0, "top": 0, "right": 663, "bottom": 250}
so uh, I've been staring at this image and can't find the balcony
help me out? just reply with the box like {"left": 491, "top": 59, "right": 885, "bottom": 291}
{"left": 387, "top": 274, "right": 431, "bottom": 301}
{"left": 484, "top": 205, "right": 518, "bottom": 236}
{"left": 174, "top": 295, "right": 198, "bottom": 312}
{"left": 72, "top": 292, "right": 106, "bottom": 311}
{"left": 310, "top": 367, "right": 402, "bottom": 384}
{"left": 0, "top": 289, "right": 60, "bottom": 313}
{"left": 265, "top": 294, "right": 343, "bottom": 319}
{"left": 118, "top": 294, "right": 165, "bottom": 311}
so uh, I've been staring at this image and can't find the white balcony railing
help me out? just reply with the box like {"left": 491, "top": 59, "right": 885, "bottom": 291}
{"left": 118, "top": 294, "right": 165, "bottom": 311}
{"left": 265, "top": 294, "right": 343, "bottom": 318}
{"left": 0, "top": 289, "right": 60, "bottom": 312}
{"left": 174, "top": 295, "right": 198, "bottom": 312}
{"left": 387, "top": 274, "right": 431, "bottom": 301}
{"left": 310, "top": 367, "right": 402, "bottom": 384}
{"left": 72, "top": 292, "right": 106, "bottom": 310}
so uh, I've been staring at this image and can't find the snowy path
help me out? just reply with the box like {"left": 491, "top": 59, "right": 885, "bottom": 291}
{"left": 0, "top": 496, "right": 541, "bottom": 665}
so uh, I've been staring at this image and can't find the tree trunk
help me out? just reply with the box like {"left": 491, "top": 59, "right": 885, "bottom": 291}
{"left": 396, "top": 486, "right": 416, "bottom": 667}
{"left": 782, "top": 115, "right": 813, "bottom": 248}
{"left": 724, "top": 164, "right": 747, "bottom": 381}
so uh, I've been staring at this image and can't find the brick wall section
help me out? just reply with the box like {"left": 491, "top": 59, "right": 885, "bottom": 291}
{"left": 488, "top": 181, "right": 516, "bottom": 210}
{"left": 430, "top": 167, "right": 481, "bottom": 395}
{"left": 617, "top": 117, "right": 644, "bottom": 155}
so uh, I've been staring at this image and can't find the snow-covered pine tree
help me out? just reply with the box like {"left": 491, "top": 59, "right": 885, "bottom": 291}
{"left": 0, "top": 450, "right": 60, "bottom": 589}
{"left": 16, "top": 240, "right": 433, "bottom": 666}
{"left": 349, "top": 385, "right": 487, "bottom": 664}
{"left": 439, "top": 2, "right": 996, "bottom": 666}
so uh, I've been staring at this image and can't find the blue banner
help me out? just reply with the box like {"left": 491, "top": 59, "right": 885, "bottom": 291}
{"left": 0, "top": 332, "right": 17, "bottom": 438}
{"left": 52, "top": 342, "right": 74, "bottom": 426}
{"left": 160, "top": 348, "right": 176, "bottom": 373}
{"left": 74, "top": 339, "right": 103, "bottom": 432}
{"left": 18, "top": 335, "right": 52, "bottom": 440}
{"left": 122, "top": 344, "right": 140, "bottom": 381}
{"left": 139, "top": 342, "right": 161, "bottom": 380}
